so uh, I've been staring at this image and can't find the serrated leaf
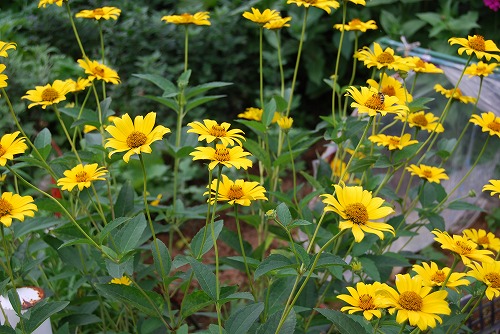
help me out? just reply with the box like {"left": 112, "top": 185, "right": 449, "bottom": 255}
{"left": 254, "top": 254, "right": 295, "bottom": 279}
{"left": 187, "top": 258, "right": 218, "bottom": 301}
{"left": 262, "top": 99, "right": 277, "bottom": 127}
{"left": 185, "top": 81, "right": 232, "bottom": 99}
{"left": 315, "top": 309, "right": 370, "bottom": 334}
{"left": 0, "top": 326, "right": 17, "bottom": 334}
{"left": 133, "top": 73, "right": 177, "bottom": 94}
{"left": 105, "top": 257, "right": 133, "bottom": 278}
{"left": 347, "top": 156, "right": 378, "bottom": 173}
{"left": 144, "top": 95, "right": 179, "bottom": 113}
{"left": 114, "top": 182, "right": 135, "bottom": 217}
{"left": 256, "top": 308, "right": 296, "bottom": 334}
{"left": 99, "top": 217, "right": 131, "bottom": 243}
{"left": 181, "top": 290, "right": 212, "bottom": 318}
{"left": 191, "top": 220, "right": 223, "bottom": 258}
{"left": 447, "top": 201, "right": 483, "bottom": 211}
{"left": 315, "top": 252, "right": 347, "bottom": 269}
{"left": 152, "top": 239, "right": 171, "bottom": 282}
{"left": 186, "top": 95, "right": 226, "bottom": 112}
{"left": 114, "top": 214, "right": 147, "bottom": 255}
{"left": 359, "top": 257, "right": 380, "bottom": 281}
{"left": 33, "top": 128, "right": 52, "bottom": 160}
{"left": 235, "top": 120, "right": 267, "bottom": 135}
{"left": 24, "top": 301, "right": 69, "bottom": 333}
{"left": 243, "top": 138, "right": 271, "bottom": 171}
{"left": 226, "top": 303, "right": 264, "bottom": 334}
{"left": 276, "top": 203, "right": 292, "bottom": 226}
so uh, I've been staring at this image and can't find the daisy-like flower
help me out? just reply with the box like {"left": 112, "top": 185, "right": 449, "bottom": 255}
{"left": 105, "top": 112, "right": 171, "bottom": 163}
{"left": 330, "top": 159, "right": 358, "bottom": 183}
{"left": 463, "top": 228, "right": 500, "bottom": 252}
{"left": 64, "top": 77, "right": 92, "bottom": 93}
{"left": 395, "top": 110, "right": 444, "bottom": 133}
{"left": 75, "top": 7, "right": 121, "bottom": 20}
{"left": 277, "top": 116, "right": 293, "bottom": 132}
{"left": 77, "top": 58, "right": 120, "bottom": 84}
{"left": 406, "top": 164, "right": 449, "bottom": 184}
{"left": 369, "top": 133, "right": 418, "bottom": 150}
{"left": 204, "top": 174, "right": 267, "bottom": 206}
{"left": 449, "top": 35, "right": 500, "bottom": 61}
{"left": 465, "top": 61, "right": 498, "bottom": 77}
{"left": 0, "top": 41, "right": 16, "bottom": 57}
{"left": 190, "top": 144, "right": 252, "bottom": 170}
{"left": 110, "top": 276, "right": 132, "bottom": 286}
{"left": 337, "top": 282, "right": 390, "bottom": 320}
{"left": 412, "top": 261, "right": 470, "bottom": 290}
{"left": 434, "top": 84, "right": 476, "bottom": 104}
{"left": 408, "top": 56, "right": 444, "bottom": 74}
{"left": 346, "top": 86, "right": 409, "bottom": 117}
{"left": 287, "top": 0, "right": 340, "bottom": 14}
{"left": 321, "top": 183, "right": 395, "bottom": 242}
{"left": 0, "top": 132, "right": 28, "bottom": 166}
{"left": 242, "top": 8, "right": 280, "bottom": 25}
{"left": 334, "top": 18, "right": 377, "bottom": 32}
{"left": 161, "top": 12, "right": 211, "bottom": 26}
{"left": 187, "top": 120, "right": 245, "bottom": 146}
{"left": 432, "top": 230, "right": 494, "bottom": 265}
{"left": 264, "top": 16, "right": 292, "bottom": 30}
{"left": 470, "top": 111, "right": 500, "bottom": 138}
{"left": 366, "top": 73, "right": 413, "bottom": 104}
{"left": 483, "top": 179, "right": 500, "bottom": 199}
{"left": 0, "top": 192, "right": 38, "bottom": 227}
{"left": 355, "top": 43, "right": 412, "bottom": 72}
{"left": 38, "top": 0, "right": 64, "bottom": 8}
{"left": 57, "top": 163, "right": 108, "bottom": 192}
{"left": 237, "top": 107, "right": 280, "bottom": 123}
{"left": 0, "top": 64, "right": 8, "bottom": 88}
{"left": 467, "top": 261, "right": 500, "bottom": 300}
{"left": 22, "top": 80, "right": 72, "bottom": 109}
{"left": 381, "top": 274, "right": 451, "bottom": 331}
{"left": 349, "top": 0, "right": 366, "bottom": 5}
{"left": 150, "top": 194, "right": 163, "bottom": 206}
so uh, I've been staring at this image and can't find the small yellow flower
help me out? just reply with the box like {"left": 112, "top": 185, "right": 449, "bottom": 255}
{"left": 412, "top": 261, "right": 469, "bottom": 290}
{"left": 366, "top": 73, "right": 413, "bottom": 104}
{"left": 355, "top": 43, "right": 412, "bottom": 72}
{"left": 395, "top": 111, "right": 444, "bottom": 133}
{"left": 22, "top": 80, "right": 72, "bottom": 109}
{"left": 0, "top": 132, "right": 28, "bottom": 166}
{"left": 483, "top": 179, "right": 500, "bottom": 199}
{"left": 38, "top": 0, "right": 64, "bottom": 8}
{"left": 0, "top": 192, "right": 38, "bottom": 227}
{"left": 287, "top": 0, "right": 340, "bottom": 14}
{"left": 57, "top": 164, "right": 108, "bottom": 192}
{"left": 190, "top": 144, "right": 253, "bottom": 170}
{"left": 467, "top": 261, "right": 500, "bottom": 300}
{"left": 64, "top": 77, "right": 92, "bottom": 93}
{"left": 408, "top": 56, "right": 444, "bottom": 74}
{"left": 346, "top": 86, "right": 409, "bottom": 117}
{"left": 204, "top": 174, "right": 267, "bottom": 206}
{"left": 434, "top": 84, "right": 476, "bottom": 104}
{"left": 264, "top": 16, "right": 292, "bottom": 30}
{"left": 470, "top": 111, "right": 500, "bottom": 137}
{"left": 406, "top": 164, "right": 448, "bottom": 184}
{"left": 337, "top": 282, "right": 390, "bottom": 321}
{"left": 277, "top": 116, "right": 293, "bottom": 132}
{"left": 187, "top": 120, "right": 245, "bottom": 146}
{"left": 464, "top": 61, "right": 498, "bottom": 77}
{"left": 75, "top": 7, "right": 121, "bottom": 20}
{"left": 334, "top": 18, "right": 377, "bottom": 32}
{"left": 0, "top": 41, "right": 16, "bottom": 58}
{"left": 150, "top": 194, "right": 163, "bottom": 207}
{"left": 110, "top": 276, "right": 132, "bottom": 286}
{"left": 0, "top": 64, "right": 8, "bottom": 88}
{"left": 161, "top": 12, "right": 211, "bottom": 26}
{"left": 463, "top": 228, "right": 500, "bottom": 252}
{"left": 242, "top": 8, "right": 280, "bottom": 25}
{"left": 432, "top": 230, "right": 494, "bottom": 265}
{"left": 83, "top": 116, "right": 117, "bottom": 134}
{"left": 78, "top": 58, "right": 120, "bottom": 84}
{"left": 449, "top": 35, "right": 500, "bottom": 61}
{"left": 237, "top": 107, "right": 280, "bottom": 123}
{"left": 369, "top": 133, "right": 418, "bottom": 150}
{"left": 348, "top": 0, "right": 366, "bottom": 5}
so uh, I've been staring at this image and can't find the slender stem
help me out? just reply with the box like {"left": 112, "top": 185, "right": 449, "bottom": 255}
{"left": 439, "top": 255, "right": 460, "bottom": 290}
{"left": 53, "top": 105, "right": 82, "bottom": 164}
{"left": 1, "top": 226, "right": 16, "bottom": 287}
{"left": 286, "top": 132, "right": 302, "bottom": 217}
{"left": 184, "top": 25, "right": 189, "bottom": 72}
{"left": 275, "top": 30, "right": 285, "bottom": 97}
{"left": 234, "top": 205, "right": 257, "bottom": 299}
{"left": 259, "top": 27, "right": 264, "bottom": 109}
{"left": 65, "top": 1, "right": 87, "bottom": 58}
{"left": 332, "top": 2, "right": 347, "bottom": 120}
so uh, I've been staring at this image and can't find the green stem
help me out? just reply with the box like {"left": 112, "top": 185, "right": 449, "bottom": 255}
{"left": 184, "top": 25, "right": 189, "bottom": 72}
{"left": 439, "top": 255, "right": 460, "bottom": 290}
{"left": 332, "top": 2, "right": 347, "bottom": 121}
{"left": 286, "top": 132, "right": 302, "bottom": 217}
{"left": 1, "top": 226, "right": 16, "bottom": 287}
{"left": 65, "top": 1, "right": 87, "bottom": 58}
{"left": 259, "top": 27, "right": 264, "bottom": 109}
{"left": 53, "top": 105, "right": 82, "bottom": 164}
{"left": 234, "top": 205, "right": 257, "bottom": 299}
{"left": 275, "top": 30, "right": 285, "bottom": 97}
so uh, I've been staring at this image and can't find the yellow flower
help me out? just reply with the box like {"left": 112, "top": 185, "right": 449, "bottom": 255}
{"left": 83, "top": 116, "right": 117, "bottom": 134}
{"left": 237, "top": 107, "right": 280, "bottom": 123}
{"left": 77, "top": 58, "right": 120, "bottom": 84}
{"left": 334, "top": 18, "right": 377, "bottom": 32}
{"left": 337, "top": 282, "right": 390, "bottom": 321}
{"left": 242, "top": 8, "right": 280, "bottom": 25}
{"left": 0, "top": 41, "right": 16, "bottom": 57}
{"left": 368, "top": 133, "right": 418, "bottom": 150}
{"left": 65, "top": 77, "right": 92, "bottom": 93}
{"left": 431, "top": 230, "right": 494, "bottom": 265}
{"left": 464, "top": 61, "right": 498, "bottom": 77}
{"left": 57, "top": 164, "right": 108, "bottom": 192}
{"left": 76, "top": 7, "right": 121, "bottom": 20}
{"left": 277, "top": 116, "right": 293, "bottom": 132}
{"left": 412, "top": 261, "right": 469, "bottom": 290}
{"left": 448, "top": 35, "right": 500, "bottom": 61}
{"left": 321, "top": 183, "right": 395, "bottom": 242}
{"left": 470, "top": 111, "right": 500, "bottom": 138}
{"left": 346, "top": 86, "right": 409, "bottom": 117}
{"left": 38, "top": 0, "right": 64, "bottom": 8}
{"left": 187, "top": 119, "right": 245, "bottom": 146}
{"left": 105, "top": 112, "right": 171, "bottom": 163}
{"left": 330, "top": 158, "right": 357, "bottom": 183}
{"left": 22, "top": 80, "right": 72, "bottom": 109}
{"left": 204, "top": 174, "right": 267, "bottom": 206}
{"left": 110, "top": 276, "right": 132, "bottom": 286}
{"left": 161, "top": 12, "right": 211, "bottom": 26}
{"left": 150, "top": 194, "right": 162, "bottom": 206}
{"left": 348, "top": 0, "right": 366, "bottom": 4}
{"left": 355, "top": 43, "right": 412, "bottom": 72}
{"left": 0, "top": 192, "right": 38, "bottom": 227}
{"left": 381, "top": 274, "right": 451, "bottom": 331}
{"left": 287, "top": 0, "right": 340, "bottom": 14}
{"left": 366, "top": 73, "right": 413, "bottom": 104}
{"left": 0, "top": 132, "right": 28, "bottom": 166}
{"left": 395, "top": 110, "right": 444, "bottom": 133}
{"left": 483, "top": 179, "right": 500, "bottom": 199}
{"left": 434, "top": 84, "right": 476, "bottom": 104}
{"left": 408, "top": 56, "right": 444, "bottom": 74}
{"left": 406, "top": 164, "right": 449, "bottom": 184}
{"left": 264, "top": 16, "right": 292, "bottom": 30}
{"left": 190, "top": 144, "right": 253, "bottom": 170}
{"left": 467, "top": 261, "right": 500, "bottom": 300}
{"left": 463, "top": 228, "right": 500, "bottom": 252}
{"left": 0, "top": 64, "right": 8, "bottom": 88}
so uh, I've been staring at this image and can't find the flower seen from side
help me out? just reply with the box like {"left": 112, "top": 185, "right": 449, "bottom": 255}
{"left": 346, "top": 86, "right": 409, "bottom": 117}
{"left": 287, "top": 0, "right": 340, "bottom": 14}
{"left": 0, "top": 64, "right": 8, "bottom": 88}
{"left": 204, "top": 174, "right": 267, "bottom": 206}
{"left": 412, "top": 261, "right": 470, "bottom": 290}
{"left": 463, "top": 228, "right": 500, "bottom": 252}
{"left": 238, "top": 107, "right": 280, "bottom": 123}
{"left": 465, "top": 61, "right": 498, "bottom": 77}
{"left": 448, "top": 35, "right": 500, "bottom": 61}
{"left": 242, "top": 8, "right": 280, "bottom": 25}
{"left": 110, "top": 276, "right": 132, "bottom": 286}
{"left": 470, "top": 111, "right": 500, "bottom": 138}
{"left": 187, "top": 119, "right": 245, "bottom": 146}
{"left": 277, "top": 116, "right": 293, "bottom": 132}
{"left": 105, "top": 112, "right": 171, "bottom": 163}
{"left": 395, "top": 111, "right": 444, "bottom": 133}
{"left": 83, "top": 116, "right": 117, "bottom": 133}
{"left": 190, "top": 144, "right": 252, "bottom": 170}
{"left": 0, "top": 41, "right": 16, "bottom": 57}
{"left": 406, "top": 164, "right": 448, "bottom": 184}
{"left": 75, "top": 7, "right": 121, "bottom": 20}
{"left": 150, "top": 194, "right": 163, "bottom": 206}
{"left": 408, "top": 56, "right": 444, "bottom": 74}
{"left": 334, "top": 18, "right": 377, "bottom": 32}
{"left": 65, "top": 77, "right": 92, "bottom": 93}
{"left": 321, "top": 183, "right": 395, "bottom": 242}
{"left": 467, "top": 261, "right": 500, "bottom": 300}
{"left": 0, "top": 132, "right": 28, "bottom": 166}
{"left": 161, "top": 12, "right": 211, "bottom": 26}
{"left": 22, "top": 80, "right": 72, "bottom": 109}
{"left": 483, "top": 179, "right": 500, "bottom": 199}
{"left": 78, "top": 58, "right": 120, "bottom": 84}
{"left": 432, "top": 230, "right": 494, "bottom": 265}
{"left": 434, "top": 84, "right": 476, "bottom": 104}
{"left": 337, "top": 282, "right": 390, "bottom": 320}
{"left": 366, "top": 73, "right": 413, "bottom": 104}
{"left": 38, "top": 0, "right": 64, "bottom": 8}
{"left": 57, "top": 164, "right": 108, "bottom": 192}
{"left": 348, "top": 0, "right": 366, "bottom": 5}
{"left": 369, "top": 133, "right": 418, "bottom": 150}
{"left": 0, "top": 192, "right": 38, "bottom": 227}
{"left": 264, "top": 16, "right": 292, "bottom": 30}
{"left": 355, "top": 43, "right": 412, "bottom": 72}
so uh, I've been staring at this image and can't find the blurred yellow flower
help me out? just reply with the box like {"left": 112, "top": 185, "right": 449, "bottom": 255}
{"left": 395, "top": 110, "right": 444, "bottom": 133}
{"left": 204, "top": 174, "right": 267, "bottom": 206}
{"left": 464, "top": 61, "right": 498, "bottom": 77}
{"left": 22, "top": 80, "right": 72, "bottom": 109}
{"left": 449, "top": 35, "right": 500, "bottom": 61}
{"left": 0, "top": 132, "right": 28, "bottom": 166}
{"left": 287, "top": 0, "right": 340, "bottom": 14}
{"left": 38, "top": 0, "right": 64, "bottom": 8}
{"left": 369, "top": 133, "right": 418, "bottom": 150}
{"left": 346, "top": 86, "right": 409, "bottom": 116}
{"left": 431, "top": 230, "right": 494, "bottom": 265}
{"left": 483, "top": 179, "right": 500, "bottom": 199}
{"left": 334, "top": 18, "right": 377, "bottom": 32}
{"left": 337, "top": 282, "right": 390, "bottom": 320}
{"left": 150, "top": 194, "right": 163, "bottom": 206}
{"left": 78, "top": 58, "right": 120, "bottom": 84}
{"left": 242, "top": 8, "right": 280, "bottom": 25}
{"left": 348, "top": 0, "right": 366, "bottom": 4}
{"left": 110, "top": 276, "right": 132, "bottom": 286}
{"left": 412, "top": 261, "right": 469, "bottom": 290}
{"left": 406, "top": 164, "right": 448, "bottom": 184}
{"left": 355, "top": 43, "right": 412, "bottom": 72}
{"left": 65, "top": 77, "right": 92, "bottom": 93}
{"left": 238, "top": 107, "right": 280, "bottom": 123}
{"left": 187, "top": 119, "right": 245, "bottom": 146}
{"left": 190, "top": 144, "right": 252, "bottom": 170}
{"left": 366, "top": 73, "right": 413, "bottom": 104}
{"left": 0, "top": 64, "right": 8, "bottom": 88}
{"left": 75, "top": 7, "right": 121, "bottom": 20}
{"left": 0, "top": 192, "right": 38, "bottom": 227}
{"left": 408, "top": 56, "right": 444, "bottom": 74}
{"left": 264, "top": 16, "right": 292, "bottom": 30}
{"left": 463, "top": 228, "right": 500, "bottom": 252}
{"left": 434, "top": 84, "right": 476, "bottom": 104}
{"left": 57, "top": 164, "right": 108, "bottom": 192}
{"left": 467, "top": 261, "right": 500, "bottom": 300}
{"left": 0, "top": 41, "right": 16, "bottom": 57}
{"left": 470, "top": 111, "right": 500, "bottom": 137}
{"left": 83, "top": 116, "right": 117, "bottom": 134}
{"left": 161, "top": 12, "right": 211, "bottom": 26}
{"left": 277, "top": 116, "right": 293, "bottom": 132}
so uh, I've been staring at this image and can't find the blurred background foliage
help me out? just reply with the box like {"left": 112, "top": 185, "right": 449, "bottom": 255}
{"left": 1, "top": 0, "right": 499, "bottom": 131}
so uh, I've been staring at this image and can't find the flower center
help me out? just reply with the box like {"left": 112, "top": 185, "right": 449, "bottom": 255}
{"left": 303, "top": 0, "right": 317, "bottom": 3}
{"left": 0, "top": 144, "right": 5, "bottom": 157}
{"left": 387, "top": 136, "right": 401, "bottom": 146}
{"left": 485, "top": 272, "right": 500, "bottom": 288}
{"left": 365, "top": 94, "right": 385, "bottom": 110}
{"left": 415, "top": 59, "right": 425, "bottom": 69}
{"left": 227, "top": 185, "right": 244, "bottom": 200}
{"left": 75, "top": 171, "right": 89, "bottom": 183}
{"left": 94, "top": 66, "right": 106, "bottom": 77}
{"left": 350, "top": 18, "right": 361, "bottom": 25}
{"left": 358, "top": 294, "right": 375, "bottom": 310}
{"left": 41, "top": 87, "right": 60, "bottom": 102}
{"left": 398, "top": 291, "right": 423, "bottom": 311}
{"left": 94, "top": 8, "right": 104, "bottom": 15}
{"left": 214, "top": 147, "right": 230, "bottom": 161}
{"left": 412, "top": 114, "right": 428, "bottom": 127}
{"left": 469, "top": 35, "right": 485, "bottom": 51}
{"left": 487, "top": 120, "right": 500, "bottom": 132}
{"left": 0, "top": 198, "right": 13, "bottom": 217}
{"left": 431, "top": 270, "right": 446, "bottom": 283}
{"left": 126, "top": 131, "right": 148, "bottom": 148}
{"left": 422, "top": 169, "right": 433, "bottom": 179}
{"left": 345, "top": 203, "right": 368, "bottom": 225}
{"left": 209, "top": 124, "right": 227, "bottom": 138}
{"left": 455, "top": 240, "right": 472, "bottom": 255}
{"left": 376, "top": 52, "right": 395, "bottom": 64}
{"left": 381, "top": 85, "right": 396, "bottom": 96}
{"left": 477, "top": 236, "right": 490, "bottom": 245}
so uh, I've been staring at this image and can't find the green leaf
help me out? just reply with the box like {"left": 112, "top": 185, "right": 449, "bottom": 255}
{"left": 33, "top": 128, "right": 52, "bottom": 160}
{"left": 24, "top": 301, "right": 69, "bottom": 333}
{"left": 0, "top": 326, "right": 17, "bottom": 334}
{"left": 177, "top": 70, "right": 191, "bottom": 88}
{"left": 7, "top": 289, "right": 21, "bottom": 314}
{"left": 254, "top": 254, "right": 295, "bottom": 279}
{"left": 218, "top": 292, "right": 254, "bottom": 305}
{"left": 58, "top": 238, "right": 96, "bottom": 249}
{"left": 226, "top": 303, "right": 264, "bottom": 334}
{"left": 133, "top": 73, "right": 177, "bottom": 94}
{"left": 393, "top": 143, "right": 422, "bottom": 163}
{"left": 186, "top": 95, "right": 226, "bottom": 112}
{"left": 273, "top": 95, "right": 288, "bottom": 113}
{"left": 256, "top": 308, "right": 296, "bottom": 334}
{"left": 105, "top": 257, "right": 133, "bottom": 278}
{"left": 114, "top": 182, "right": 135, "bottom": 217}
{"left": 243, "top": 138, "right": 271, "bottom": 171}
{"left": 14, "top": 216, "right": 61, "bottom": 239}
{"left": 276, "top": 203, "right": 292, "bottom": 226}
{"left": 181, "top": 290, "right": 213, "bottom": 318}
{"left": 114, "top": 214, "right": 147, "bottom": 255}
{"left": 288, "top": 219, "right": 312, "bottom": 229}
{"left": 358, "top": 257, "right": 380, "bottom": 281}
{"left": 191, "top": 220, "right": 224, "bottom": 257}
{"left": 315, "top": 252, "right": 347, "bottom": 269}
{"left": 187, "top": 257, "right": 218, "bottom": 301}
{"left": 99, "top": 217, "right": 131, "bottom": 243}
{"left": 185, "top": 81, "right": 232, "bottom": 99}
{"left": 407, "top": 97, "right": 434, "bottom": 113}
{"left": 262, "top": 99, "right": 277, "bottom": 127}
{"left": 144, "top": 95, "right": 179, "bottom": 113}
{"left": 347, "top": 156, "right": 378, "bottom": 173}
{"left": 235, "top": 120, "right": 267, "bottom": 134}
{"left": 448, "top": 201, "right": 483, "bottom": 211}
{"left": 152, "top": 239, "right": 172, "bottom": 282}
{"left": 315, "top": 309, "right": 371, "bottom": 334}
{"left": 272, "top": 147, "right": 308, "bottom": 168}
